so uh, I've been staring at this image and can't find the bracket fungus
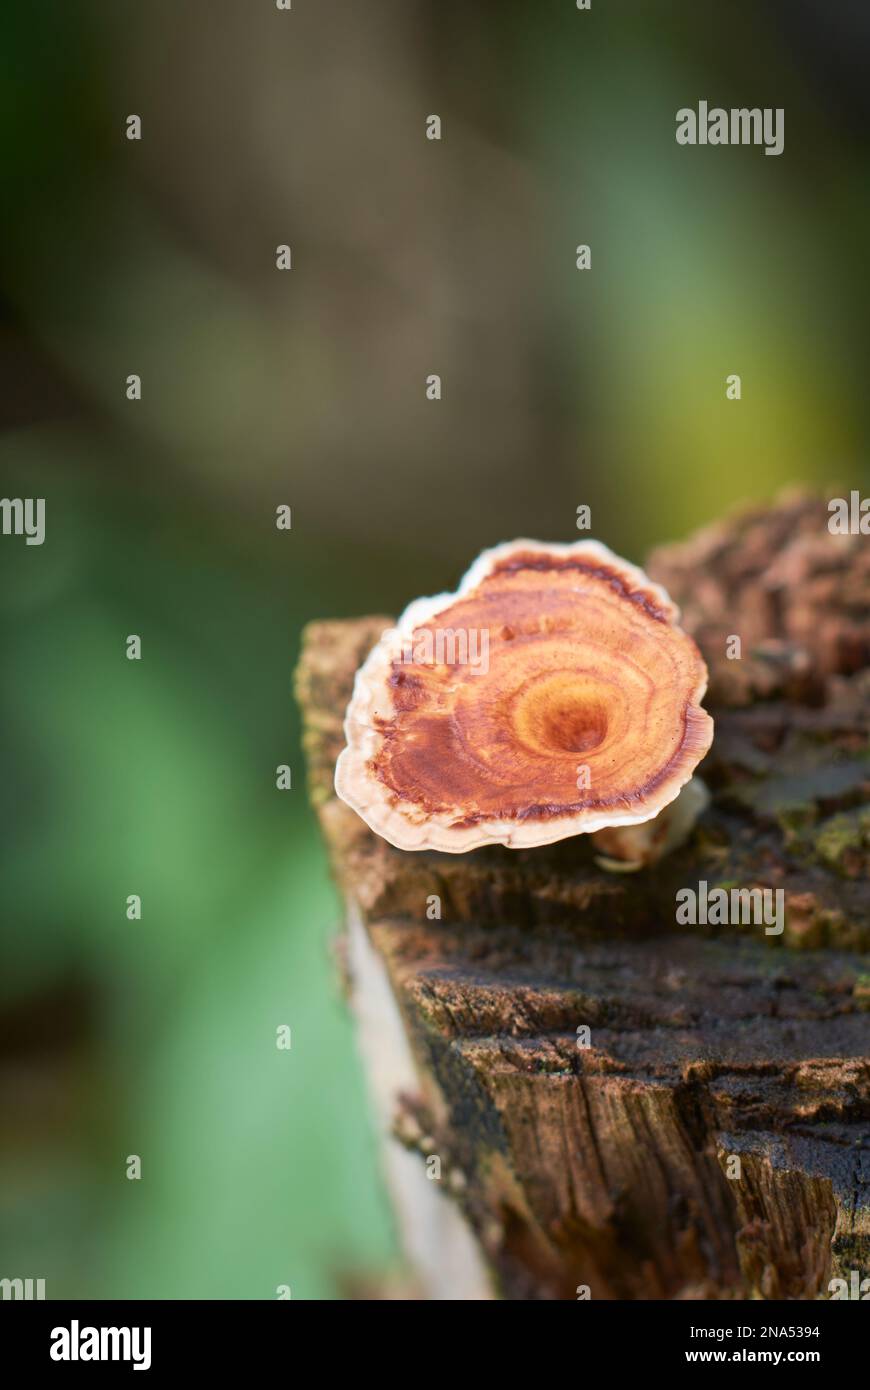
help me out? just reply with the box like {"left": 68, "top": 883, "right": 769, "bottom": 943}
{"left": 335, "top": 539, "right": 714, "bottom": 854}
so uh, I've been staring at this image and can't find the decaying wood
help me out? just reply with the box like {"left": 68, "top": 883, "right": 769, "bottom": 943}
{"left": 296, "top": 493, "right": 869, "bottom": 1300}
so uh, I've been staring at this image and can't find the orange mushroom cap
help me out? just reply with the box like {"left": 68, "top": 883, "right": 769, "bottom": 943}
{"left": 335, "top": 539, "right": 714, "bottom": 852}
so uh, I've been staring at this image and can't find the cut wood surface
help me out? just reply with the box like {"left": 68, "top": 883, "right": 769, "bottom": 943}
{"left": 296, "top": 494, "right": 869, "bottom": 1300}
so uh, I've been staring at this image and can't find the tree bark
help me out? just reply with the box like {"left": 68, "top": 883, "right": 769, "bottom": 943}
{"left": 295, "top": 492, "right": 869, "bottom": 1300}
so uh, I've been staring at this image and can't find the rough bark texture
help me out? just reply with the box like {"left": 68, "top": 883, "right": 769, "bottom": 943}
{"left": 296, "top": 493, "right": 869, "bottom": 1300}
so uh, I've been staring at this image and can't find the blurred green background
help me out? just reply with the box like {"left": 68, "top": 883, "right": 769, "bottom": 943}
{"left": 0, "top": 0, "right": 867, "bottom": 1297}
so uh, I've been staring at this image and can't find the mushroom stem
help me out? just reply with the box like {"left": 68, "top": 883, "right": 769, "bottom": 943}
{"left": 592, "top": 776, "right": 711, "bottom": 872}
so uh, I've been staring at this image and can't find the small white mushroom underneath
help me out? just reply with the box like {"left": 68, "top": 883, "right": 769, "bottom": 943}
{"left": 591, "top": 777, "right": 711, "bottom": 873}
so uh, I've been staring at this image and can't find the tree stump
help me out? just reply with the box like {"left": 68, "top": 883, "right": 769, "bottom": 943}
{"left": 295, "top": 493, "right": 869, "bottom": 1300}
